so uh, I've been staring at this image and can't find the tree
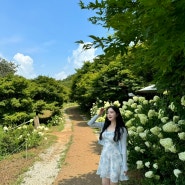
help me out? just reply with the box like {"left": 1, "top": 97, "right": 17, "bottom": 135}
{"left": 0, "top": 75, "right": 33, "bottom": 125}
{"left": 79, "top": 0, "right": 185, "bottom": 98}
{"left": 0, "top": 58, "right": 17, "bottom": 77}
{"left": 71, "top": 55, "right": 144, "bottom": 109}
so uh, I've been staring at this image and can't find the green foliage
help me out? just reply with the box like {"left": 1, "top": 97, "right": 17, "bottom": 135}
{"left": 0, "top": 74, "right": 66, "bottom": 126}
{"left": 79, "top": 0, "right": 185, "bottom": 99}
{"left": 59, "top": 74, "right": 74, "bottom": 102}
{"left": 0, "top": 75, "right": 33, "bottom": 125}
{"left": 0, "top": 123, "right": 49, "bottom": 157}
{"left": 0, "top": 58, "right": 17, "bottom": 77}
{"left": 31, "top": 75, "right": 65, "bottom": 106}
{"left": 71, "top": 55, "right": 145, "bottom": 110}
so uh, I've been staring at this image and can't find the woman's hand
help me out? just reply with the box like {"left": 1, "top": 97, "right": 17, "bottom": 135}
{"left": 98, "top": 107, "right": 105, "bottom": 116}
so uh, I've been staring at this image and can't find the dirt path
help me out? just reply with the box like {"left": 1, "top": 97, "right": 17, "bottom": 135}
{"left": 53, "top": 106, "right": 102, "bottom": 185}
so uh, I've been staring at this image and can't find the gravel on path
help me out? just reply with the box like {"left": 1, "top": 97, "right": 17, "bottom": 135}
{"left": 20, "top": 110, "right": 73, "bottom": 185}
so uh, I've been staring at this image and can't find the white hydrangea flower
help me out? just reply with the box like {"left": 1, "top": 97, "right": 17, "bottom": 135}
{"left": 150, "top": 126, "right": 161, "bottom": 136}
{"left": 122, "top": 105, "right": 127, "bottom": 110}
{"left": 122, "top": 101, "right": 129, "bottom": 106}
{"left": 136, "top": 160, "right": 144, "bottom": 169}
{"left": 125, "top": 119, "right": 133, "bottom": 127}
{"left": 140, "top": 148, "right": 145, "bottom": 153}
{"left": 168, "top": 145, "right": 176, "bottom": 153}
{"left": 178, "top": 132, "right": 185, "bottom": 140}
{"left": 158, "top": 133, "right": 163, "bottom": 138}
{"left": 137, "top": 105, "right": 143, "bottom": 111}
{"left": 128, "top": 126, "right": 137, "bottom": 131}
{"left": 133, "top": 96, "right": 139, "bottom": 102}
{"left": 145, "top": 161, "right": 150, "bottom": 168}
{"left": 153, "top": 96, "right": 160, "bottom": 102}
{"left": 174, "top": 169, "right": 182, "bottom": 178}
{"left": 153, "top": 163, "right": 158, "bottom": 169}
{"left": 18, "top": 135, "right": 23, "bottom": 140}
{"left": 149, "top": 99, "right": 155, "bottom": 104}
{"left": 128, "top": 130, "right": 137, "bottom": 136}
{"left": 145, "top": 141, "right": 150, "bottom": 147}
{"left": 104, "top": 101, "right": 111, "bottom": 108}
{"left": 160, "top": 138, "right": 173, "bottom": 150}
{"left": 137, "top": 126, "right": 144, "bottom": 133}
{"left": 135, "top": 146, "right": 141, "bottom": 152}
{"left": 181, "top": 95, "right": 185, "bottom": 106}
{"left": 162, "top": 121, "right": 180, "bottom": 132}
{"left": 134, "top": 146, "right": 145, "bottom": 153}
{"left": 131, "top": 103, "right": 137, "bottom": 109}
{"left": 178, "top": 120, "right": 185, "bottom": 125}
{"left": 128, "top": 99, "right": 134, "bottom": 105}
{"left": 160, "top": 138, "right": 176, "bottom": 153}
{"left": 38, "top": 132, "right": 44, "bottom": 136}
{"left": 124, "top": 110, "right": 133, "bottom": 118}
{"left": 23, "top": 125, "right": 27, "bottom": 129}
{"left": 161, "top": 117, "right": 169, "bottom": 123}
{"left": 158, "top": 109, "right": 164, "bottom": 119}
{"left": 29, "top": 119, "right": 34, "bottom": 123}
{"left": 145, "top": 171, "right": 154, "bottom": 178}
{"left": 134, "top": 109, "right": 139, "bottom": 113}
{"left": 163, "top": 90, "right": 168, "bottom": 95}
{"left": 168, "top": 102, "right": 176, "bottom": 111}
{"left": 142, "top": 100, "right": 148, "bottom": 105}
{"left": 138, "top": 97, "right": 146, "bottom": 102}
{"left": 178, "top": 152, "right": 185, "bottom": 161}
{"left": 113, "top": 100, "right": 120, "bottom": 107}
{"left": 173, "top": 116, "right": 179, "bottom": 122}
{"left": 137, "top": 114, "right": 148, "bottom": 125}
{"left": 3, "top": 126, "right": 9, "bottom": 132}
{"left": 139, "top": 132, "right": 147, "bottom": 140}
{"left": 148, "top": 110, "right": 158, "bottom": 118}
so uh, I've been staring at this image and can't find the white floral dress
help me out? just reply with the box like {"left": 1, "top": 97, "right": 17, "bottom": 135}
{"left": 87, "top": 115, "right": 128, "bottom": 183}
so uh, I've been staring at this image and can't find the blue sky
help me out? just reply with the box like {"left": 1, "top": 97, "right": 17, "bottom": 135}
{"left": 0, "top": 0, "right": 108, "bottom": 79}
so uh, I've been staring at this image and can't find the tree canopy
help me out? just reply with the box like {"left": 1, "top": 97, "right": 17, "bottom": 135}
{"left": 0, "top": 58, "right": 17, "bottom": 77}
{"left": 78, "top": 0, "right": 185, "bottom": 98}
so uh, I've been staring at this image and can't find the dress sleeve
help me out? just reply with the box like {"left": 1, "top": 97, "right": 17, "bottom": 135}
{"left": 87, "top": 115, "right": 104, "bottom": 129}
{"left": 120, "top": 127, "right": 128, "bottom": 171}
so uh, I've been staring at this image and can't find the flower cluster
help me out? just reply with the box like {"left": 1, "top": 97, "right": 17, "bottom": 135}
{"left": 90, "top": 95, "right": 185, "bottom": 184}
{"left": 109, "top": 95, "right": 185, "bottom": 184}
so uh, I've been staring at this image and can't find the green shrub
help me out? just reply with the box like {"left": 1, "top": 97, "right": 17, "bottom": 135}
{"left": 0, "top": 122, "right": 49, "bottom": 157}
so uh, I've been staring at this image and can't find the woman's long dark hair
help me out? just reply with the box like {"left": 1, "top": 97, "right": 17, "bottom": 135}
{"left": 99, "top": 105, "right": 127, "bottom": 142}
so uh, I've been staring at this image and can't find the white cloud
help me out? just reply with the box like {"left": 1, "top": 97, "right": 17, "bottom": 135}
{"left": 13, "top": 53, "right": 36, "bottom": 79}
{"left": 53, "top": 43, "right": 98, "bottom": 80}
{"left": 54, "top": 71, "right": 68, "bottom": 80}
{"left": 68, "top": 43, "right": 97, "bottom": 69}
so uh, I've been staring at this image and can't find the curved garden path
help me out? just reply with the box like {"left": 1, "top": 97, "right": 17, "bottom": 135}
{"left": 53, "top": 106, "right": 102, "bottom": 185}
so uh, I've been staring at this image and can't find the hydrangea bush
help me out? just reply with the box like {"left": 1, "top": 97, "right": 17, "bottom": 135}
{"left": 0, "top": 122, "right": 49, "bottom": 157}
{"left": 90, "top": 96, "right": 185, "bottom": 185}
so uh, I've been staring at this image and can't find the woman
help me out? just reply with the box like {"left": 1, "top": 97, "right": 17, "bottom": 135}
{"left": 87, "top": 106, "right": 128, "bottom": 185}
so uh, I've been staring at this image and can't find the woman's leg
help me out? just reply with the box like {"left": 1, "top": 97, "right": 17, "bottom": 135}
{"left": 102, "top": 178, "right": 110, "bottom": 185}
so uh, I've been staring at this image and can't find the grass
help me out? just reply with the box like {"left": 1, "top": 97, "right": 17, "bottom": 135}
{"left": 58, "top": 135, "right": 74, "bottom": 168}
